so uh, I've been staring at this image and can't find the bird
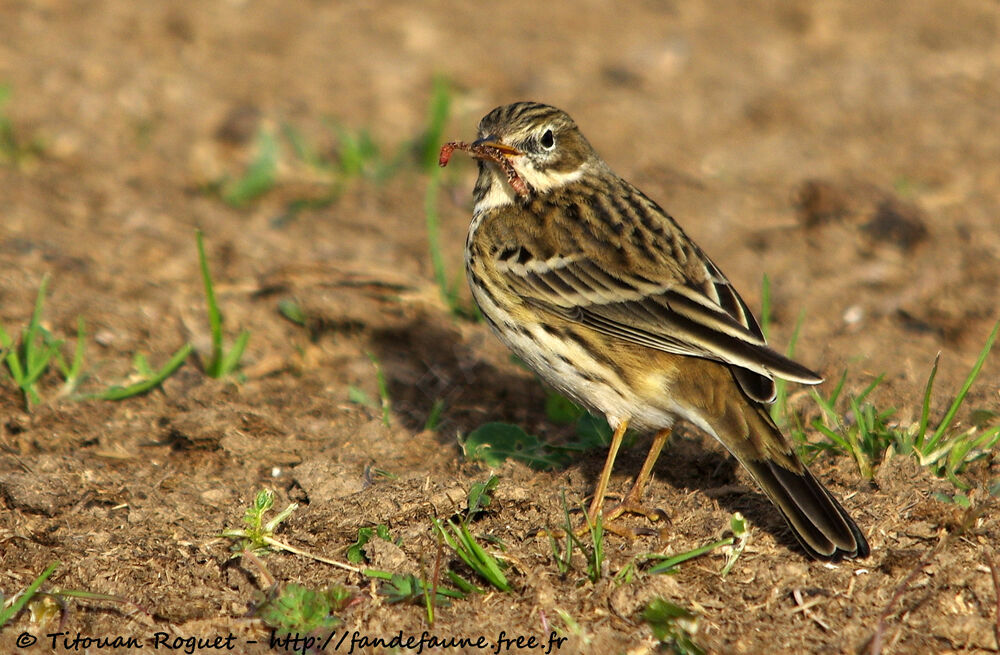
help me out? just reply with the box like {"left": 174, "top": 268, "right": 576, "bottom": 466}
{"left": 440, "top": 101, "right": 869, "bottom": 560}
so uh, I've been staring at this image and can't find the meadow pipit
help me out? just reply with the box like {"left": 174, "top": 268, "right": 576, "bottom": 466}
{"left": 441, "top": 102, "right": 869, "bottom": 560}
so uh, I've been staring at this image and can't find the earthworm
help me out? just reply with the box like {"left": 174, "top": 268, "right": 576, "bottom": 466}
{"left": 439, "top": 141, "right": 530, "bottom": 197}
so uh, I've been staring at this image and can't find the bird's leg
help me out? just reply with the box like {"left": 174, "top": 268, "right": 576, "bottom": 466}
{"left": 602, "top": 427, "right": 671, "bottom": 524}
{"left": 585, "top": 418, "right": 629, "bottom": 525}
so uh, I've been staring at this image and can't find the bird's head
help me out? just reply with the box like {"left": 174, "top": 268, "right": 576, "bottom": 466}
{"left": 467, "top": 102, "right": 602, "bottom": 208}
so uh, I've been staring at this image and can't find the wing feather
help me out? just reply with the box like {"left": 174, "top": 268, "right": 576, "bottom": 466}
{"left": 494, "top": 226, "right": 821, "bottom": 402}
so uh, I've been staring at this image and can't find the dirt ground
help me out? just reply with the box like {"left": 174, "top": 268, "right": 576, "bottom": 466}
{"left": 2, "top": 1, "right": 1000, "bottom": 653}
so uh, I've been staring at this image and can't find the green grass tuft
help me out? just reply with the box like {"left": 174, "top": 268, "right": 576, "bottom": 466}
{"left": 0, "top": 275, "right": 62, "bottom": 409}
{"left": 432, "top": 476, "right": 510, "bottom": 592}
{"left": 0, "top": 275, "right": 193, "bottom": 406}
{"left": 788, "top": 320, "right": 1000, "bottom": 492}
{"left": 195, "top": 229, "right": 251, "bottom": 378}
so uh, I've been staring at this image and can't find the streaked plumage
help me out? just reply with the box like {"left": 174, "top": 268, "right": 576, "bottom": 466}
{"left": 448, "top": 101, "right": 869, "bottom": 560}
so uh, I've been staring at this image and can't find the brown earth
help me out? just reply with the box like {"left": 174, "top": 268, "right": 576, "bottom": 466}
{"left": 2, "top": 1, "right": 1000, "bottom": 653}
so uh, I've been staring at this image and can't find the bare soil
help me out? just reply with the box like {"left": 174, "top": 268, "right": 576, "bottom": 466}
{"left": 2, "top": 1, "right": 999, "bottom": 653}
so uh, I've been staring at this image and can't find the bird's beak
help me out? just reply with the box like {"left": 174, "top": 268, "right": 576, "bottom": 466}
{"left": 472, "top": 136, "right": 523, "bottom": 157}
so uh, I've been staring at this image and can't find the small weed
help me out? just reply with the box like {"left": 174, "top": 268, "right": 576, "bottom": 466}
{"left": 328, "top": 120, "right": 392, "bottom": 182}
{"left": 804, "top": 321, "right": 1000, "bottom": 488}
{"left": 255, "top": 583, "right": 352, "bottom": 637}
{"left": 54, "top": 317, "right": 87, "bottom": 398}
{"left": 548, "top": 493, "right": 606, "bottom": 583}
{"left": 347, "top": 384, "right": 374, "bottom": 407}
{"left": 424, "top": 398, "right": 446, "bottom": 431}
{"left": 461, "top": 422, "right": 569, "bottom": 470}
{"left": 420, "top": 476, "right": 510, "bottom": 595}
{"left": 346, "top": 524, "right": 399, "bottom": 564}
{"left": 0, "top": 561, "right": 60, "bottom": 628}
{"left": 461, "top": 392, "right": 615, "bottom": 471}
{"left": 0, "top": 275, "right": 64, "bottom": 409}
{"left": 434, "top": 478, "right": 510, "bottom": 594}
{"left": 465, "top": 474, "right": 499, "bottom": 520}
{"left": 221, "top": 489, "right": 361, "bottom": 573}
{"left": 904, "top": 321, "right": 1000, "bottom": 488}
{"left": 210, "top": 80, "right": 455, "bottom": 222}
{"left": 433, "top": 518, "right": 511, "bottom": 591}
{"left": 0, "top": 84, "right": 44, "bottom": 167}
{"left": 221, "top": 126, "right": 279, "bottom": 208}
{"left": 461, "top": 399, "right": 616, "bottom": 471}
{"left": 370, "top": 571, "right": 464, "bottom": 606}
{"left": 0, "top": 276, "right": 193, "bottom": 407}
{"left": 548, "top": 502, "right": 575, "bottom": 577}
{"left": 760, "top": 275, "right": 1000, "bottom": 492}
{"left": 195, "top": 230, "right": 250, "bottom": 378}
{"left": 642, "top": 598, "right": 706, "bottom": 655}
{"left": 221, "top": 489, "right": 299, "bottom": 558}
{"left": 805, "top": 371, "right": 896, "bottom": 478}
{"left": 719, "top": 513, "right": 749, "bottom": 577}
{"left": 348, "top": 352, "right": 392, "bottom": 426}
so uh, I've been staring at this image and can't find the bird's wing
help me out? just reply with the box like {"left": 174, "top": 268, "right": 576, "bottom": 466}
{"left": 492, "top": 191, "right": 821, "bottom": 402}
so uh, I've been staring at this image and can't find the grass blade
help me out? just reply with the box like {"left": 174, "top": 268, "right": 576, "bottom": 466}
{"left": 196, "top": 229, "right": 223, "bottom": 375}
{"left": 0, "top": 561, "right": 60, "bottom": 627}
{"left": 925, "top": 320, "right": 1000, "bottom": 453}
{"left": 647, "top": 538, "right": 733, "bottom": 575}
{"left": 93, "top": 343, "right": 193, "bottom": 400}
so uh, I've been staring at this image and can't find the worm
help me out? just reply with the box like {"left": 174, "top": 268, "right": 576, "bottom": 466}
{"left": 438, "top": 141, "right": 530, "bottom": 197}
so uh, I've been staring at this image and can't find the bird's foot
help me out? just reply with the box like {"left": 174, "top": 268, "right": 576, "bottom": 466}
{"left": 573, "top": 499, "right": 670, "bottom": 540}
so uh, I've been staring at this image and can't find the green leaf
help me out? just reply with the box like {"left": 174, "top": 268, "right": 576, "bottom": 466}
{"left": 256, "top": 583, "right": 349, "bottom": 634}
{"left": 379, "top": 573, "right": 462, "bottom": 605}
{"left": 461, "top": 422, "right": 568, "bottom": 470}
{"left": 573, "top": 413, "right": 613, "bottom": 448}
{"left": 92, "top": 343, "right": 193, "bottom": 400}
{"left": 277, "top": 299, "right": 308, "bottom": 326}
{"left": 646, "top": 537, "right": 733, "bottom": 575}
{"left": 348, "top": 385, "right": 374, "bottom": 407}
{"left": 346, "top": 524, "right": 395, "bottom": 564}
{"left": 466, "top": 475, "right": 499, "bottom": 519}
{"left": 223, "top": 127, "right": 279, "bottom": 207}
{"left": 544, "top": 391, "right": 585, "bottom": 424}
{"left": 641, "top": 598, "right": 705, "bottom": 655}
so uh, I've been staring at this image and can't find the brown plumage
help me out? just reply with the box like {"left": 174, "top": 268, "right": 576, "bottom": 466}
{"left": 444, "top": 101, "right": 869, "bottom": 560}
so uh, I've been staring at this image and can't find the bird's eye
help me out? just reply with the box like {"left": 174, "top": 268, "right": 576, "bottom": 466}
{"left": 540, "top": 129, "right": 555, "bottom": 150}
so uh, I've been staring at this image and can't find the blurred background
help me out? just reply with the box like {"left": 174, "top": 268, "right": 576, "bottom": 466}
{"left": 2, "top": 1, "right": 997, "bottom": 370}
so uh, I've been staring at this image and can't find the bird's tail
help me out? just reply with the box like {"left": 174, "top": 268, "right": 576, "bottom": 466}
{"left": 711, "top": 395, "right": 870, "bottom": 560}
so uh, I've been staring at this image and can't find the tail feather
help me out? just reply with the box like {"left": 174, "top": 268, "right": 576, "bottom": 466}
{"left": 709, "top": 389, "right": 870, "bottom": 560}
{"left": 740, "top": 456, "right": 870, "bottom": 560}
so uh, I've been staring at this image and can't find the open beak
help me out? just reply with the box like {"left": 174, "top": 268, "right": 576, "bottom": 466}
{"left": 471, "top": 136, "right": 523, "bottom": 157}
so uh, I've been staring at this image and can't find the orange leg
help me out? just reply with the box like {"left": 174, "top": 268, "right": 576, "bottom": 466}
{"left": 585, "top": 418, "right": 629, "bottom": 525}
{"left": 603, "top": 427, "right": 671, "bottom": 524}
